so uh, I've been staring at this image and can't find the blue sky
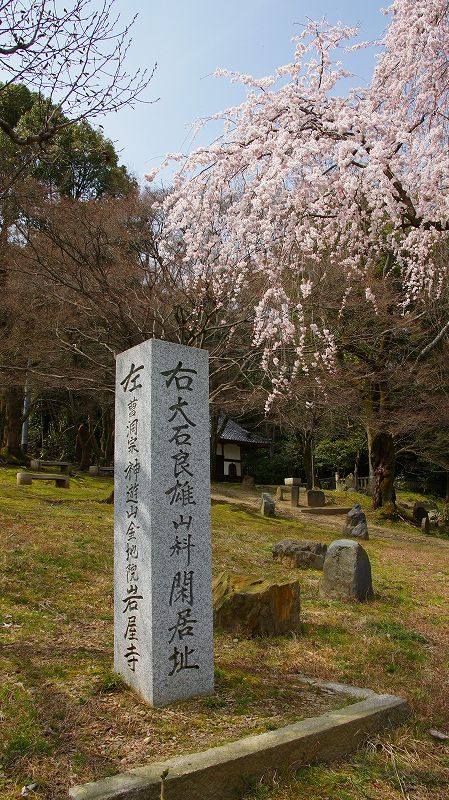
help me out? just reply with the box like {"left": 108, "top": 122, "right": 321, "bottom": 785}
{"left": 104, "top": 1, "right": 388, "bottom": 186}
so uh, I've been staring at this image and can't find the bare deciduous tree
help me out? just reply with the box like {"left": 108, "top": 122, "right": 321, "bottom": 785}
{"left": 0, "top": 186, "right": 265, "bottom": 464}
{"left": 0, "top": 0, "right": 155, "bottom": 147}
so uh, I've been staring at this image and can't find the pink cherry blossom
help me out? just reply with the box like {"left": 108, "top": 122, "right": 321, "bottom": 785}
{"left": 150, "top": 0, "right": 449, "bottom": 399}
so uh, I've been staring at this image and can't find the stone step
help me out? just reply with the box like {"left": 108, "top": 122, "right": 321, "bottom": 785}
{"left": 300, "top": 507, "right": 352, "bottom": 515}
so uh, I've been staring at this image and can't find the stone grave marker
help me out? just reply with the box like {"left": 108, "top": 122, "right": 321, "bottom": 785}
{"left": 114, "top": 338, "right": 214, "bottom": 706}
{"left": 260, "top": 492, "right": 275, "bottom": 516}
{"left": 307, "top": 489, "right": 326, "bottom": 507}
{"left": 290, "top": 485, "right": 300, "bottom": 506}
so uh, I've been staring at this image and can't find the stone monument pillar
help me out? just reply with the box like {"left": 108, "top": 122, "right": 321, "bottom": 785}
{"left": 114, "top": 339, "right": 214, "bottom": 706}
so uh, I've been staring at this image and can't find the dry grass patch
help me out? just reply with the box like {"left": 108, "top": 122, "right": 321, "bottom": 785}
{"left": 1, "top": 470, "right": 349, "bottom": 800}
{"left": 1, "top": 472, "right": 448, "bottom": 799}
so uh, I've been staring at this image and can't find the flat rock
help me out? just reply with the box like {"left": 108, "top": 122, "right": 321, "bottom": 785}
{"left": 342, "top": 504, "right": 369, "bottom": 540}
{"left": 320, "top": 539, "right": 373, "bottom": 602}
{"left": 213, "top": 572, "right": 300, "bottom": 637}
{"left": 272, "top": 539, "right": 327, "bottom": 570}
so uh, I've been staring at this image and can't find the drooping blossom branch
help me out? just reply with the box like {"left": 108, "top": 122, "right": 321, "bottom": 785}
{"left": 149, "top": 0, "right": 449, "bottom": 402}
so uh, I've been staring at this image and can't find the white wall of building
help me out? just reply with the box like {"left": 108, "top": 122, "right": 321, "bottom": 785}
{"left": 223, "top": 443, "right": 241, "bottom": 461}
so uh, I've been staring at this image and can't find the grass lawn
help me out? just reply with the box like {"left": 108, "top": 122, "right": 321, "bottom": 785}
{"left": 0, "top": 468, "right": 448, "bottom": 799}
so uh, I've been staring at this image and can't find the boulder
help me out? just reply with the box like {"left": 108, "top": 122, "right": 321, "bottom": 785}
{"left": 241, "top": 474, "right": 255, "bottom": 488}
{"left": 342, "top": 504, "right": 369, "bottom": 540}
{"left": 272, "top": 539, "right": 327, "bottom": 570}
{"left": 260, "top": 492, "right": 275, "bottom": 516}
{"left": 320, "top": 539, "right": 373, "bottom": 602}
{"left": 307, "top": 489, "right": 326, "bottom": 508}
{"left": 275, "top": 486, "right": 288, "bottom": 501}
{"left": 412, "top": 501, "right": 437, "bottom": 524}
{"left": 213, "top": 572, "right": 300, "bottom": 637}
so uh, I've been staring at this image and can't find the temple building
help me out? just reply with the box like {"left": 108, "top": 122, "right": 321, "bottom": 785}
{"left": 215, "top": 418, "right": 271, "bottom": 481}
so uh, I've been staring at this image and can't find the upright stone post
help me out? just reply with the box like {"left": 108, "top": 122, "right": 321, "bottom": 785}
{"left": 114, "top": 339, "right": 214, "bottom": 706}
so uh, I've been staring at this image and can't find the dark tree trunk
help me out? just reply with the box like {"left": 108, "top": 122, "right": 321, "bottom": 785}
{"left": 100, "top": 405, "right": 114, "bottom": 464}
{"left": 303, "top": 430, "right": 314, "bottom": 490}
{"left": 210, "top": 413, "right": 219, "bottom": 482}
{"left": 0, "top": 392, "right": 6, "bottom": 452}
{"left": 4, "top": 386, "right": 24, "bottom": 459}
{"left": 371, "top": 431, "right": 396, "bottom": 510}
{"left": 76, "top": 420, "right": 94, "bottom": 471}
{"left": 354, "top": 448, "right": 360, "bottom": 490}
{"left": 366, "top": 426, "right": 375, "bottom": 496}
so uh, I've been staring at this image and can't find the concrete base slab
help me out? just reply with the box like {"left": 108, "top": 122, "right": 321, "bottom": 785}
{"left": 69, "top": 689, "right": 408, "bottom": 800}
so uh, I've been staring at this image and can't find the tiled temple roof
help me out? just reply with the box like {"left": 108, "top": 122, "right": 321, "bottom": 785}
{"left": 219, "top": 417, "right": 271, "bottom": 446}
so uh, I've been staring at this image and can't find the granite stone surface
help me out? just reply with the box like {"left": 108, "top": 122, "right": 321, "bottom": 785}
{"left": 320, "top": 539, "right": 373, "bottom": 602}
{"left": 114, "top": 339, "right": 214, "bottom": 706}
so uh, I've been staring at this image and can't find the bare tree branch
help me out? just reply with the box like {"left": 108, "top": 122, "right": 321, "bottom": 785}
{"left": 0, "top": 0, "right": 157, "bottom": 148}
{"left": 415, "top": 318, "right": 449, "bottom": 363}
